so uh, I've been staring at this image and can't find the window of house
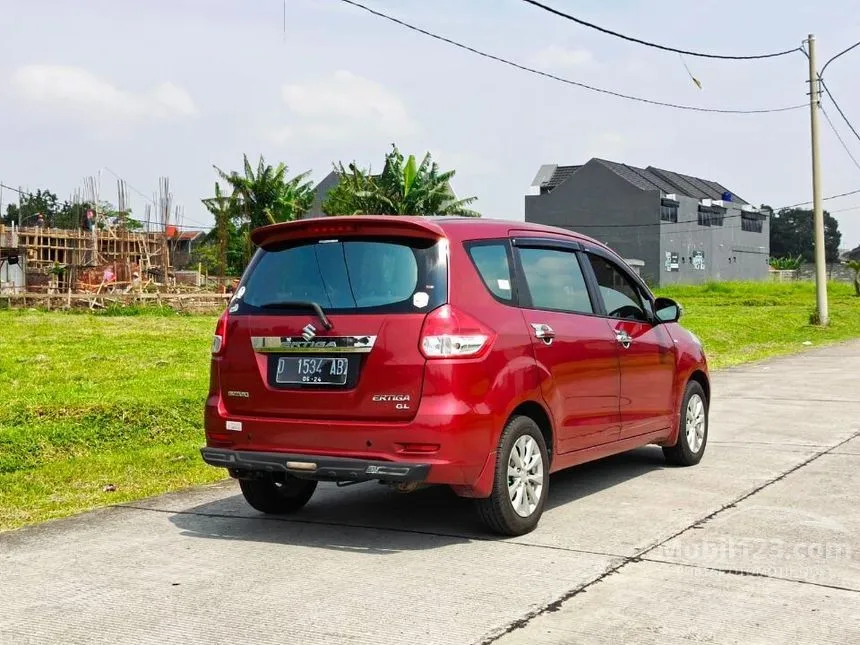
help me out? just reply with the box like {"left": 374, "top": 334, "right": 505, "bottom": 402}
{"left": 698, "top": 206, "right": 725, "bottom": 226}
{"left": 660, "top": 200, "right": 679, "bottom": 223}
{"left": 585, "top": 254, "right": 649, "bottom": 322}
{"left": 517, "top": 247, "right": 593, "bottom": 314}
{"left": 742, "top": 214, "right": 763, "bottom": 233}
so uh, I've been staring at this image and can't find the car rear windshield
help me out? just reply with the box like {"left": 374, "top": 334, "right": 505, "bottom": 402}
{"left": 234, "top": 237, "right": 448, "bottom": 314}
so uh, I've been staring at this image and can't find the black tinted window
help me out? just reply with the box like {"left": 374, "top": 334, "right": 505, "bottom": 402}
{"left": 586, "top": 254, "right": 648, "bottom": 321}
{"left": 467, "top": 242, "right": 514, "bottom": 302}
{"left": 518, "top": 247, "right": 593, "bottom": 314}
{"left": 236, "top": 238, "right": 447, "bottom": 314}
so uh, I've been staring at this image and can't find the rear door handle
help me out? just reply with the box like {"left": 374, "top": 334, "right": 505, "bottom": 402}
{"left": 531, "top": 323, "right": 556, "bottom": 345}
{"left": 615, "top": 330, "right": 632, "bottom": 349}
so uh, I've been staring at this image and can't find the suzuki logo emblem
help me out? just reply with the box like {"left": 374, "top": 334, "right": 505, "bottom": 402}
{"left": 301, "top": 323, "right": 317, "bottom": 341}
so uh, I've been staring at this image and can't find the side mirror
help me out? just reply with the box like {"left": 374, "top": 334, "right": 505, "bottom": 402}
{"left": 654, "top": 297, "right": 681, "bottom": 323}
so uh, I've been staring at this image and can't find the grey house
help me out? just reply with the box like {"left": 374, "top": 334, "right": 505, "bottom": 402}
{"left": 525, "top": 158, "right": 770, "bottom": 286}
{"left": 304, "top": 171, "right": 342, "bottom": 219}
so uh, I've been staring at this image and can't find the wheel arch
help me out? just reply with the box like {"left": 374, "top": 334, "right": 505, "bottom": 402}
{"left": 508, "top": 399, "right": 554, "bottom": 462}
{"left": 688, "top": 369, "right": 710, "bottom": 404}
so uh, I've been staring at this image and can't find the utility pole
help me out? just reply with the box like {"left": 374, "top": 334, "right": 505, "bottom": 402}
{"left": 807, "top": 34, "right": 829, "bottom": 326}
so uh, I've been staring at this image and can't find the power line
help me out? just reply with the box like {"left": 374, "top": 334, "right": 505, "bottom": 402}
{"left": 776, "top": 187, "right": 860, "bottom": 209}
{"left": 568, "top": 213, "right": 748, "bottom": 230}
{"left": 821, "top": 106, "right": 860, "bottom": 173}
{"left": 569, "top": 194, "right": 860, "bottom": 231}
{"left": 102, "top": 166, "right": 155, "bottom": 205}
{"left": 337, "top": 0, "right": 806, "bottom": 115}
{"left": 821, "top": 40, "right": 860, "bottom": 77}
{"left": 102, "top": 166, "right": 214, "bottom": 230}
{"left": 820, "top": 81, "right": 860, "bottom": 146}
{"left": 828, "top": 204, "right": 860, "bottom": 214}
{"left": 0, "top": 181, "right": 213, "bottom": 230}
{"left": 519, "top": 0, "right": 802, "bottom": 61}
{"left": 0, "top": 183, "right": 32, "bottom": 198}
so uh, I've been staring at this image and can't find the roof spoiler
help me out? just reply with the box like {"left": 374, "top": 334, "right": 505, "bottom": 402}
{"left": 250, "top": 215, "right": 447, "bottom": 248}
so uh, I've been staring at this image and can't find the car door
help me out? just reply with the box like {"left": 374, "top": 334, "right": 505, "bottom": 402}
{"left": 582, "top": 251, "right": 676, "bottom": 440}
{"left": 512, "top": 237, "right": 622, "bottom": 454}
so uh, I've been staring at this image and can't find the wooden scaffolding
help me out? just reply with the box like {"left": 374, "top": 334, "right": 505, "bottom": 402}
{"left": 0, "top": 224, "right": 169, "bottom": 293}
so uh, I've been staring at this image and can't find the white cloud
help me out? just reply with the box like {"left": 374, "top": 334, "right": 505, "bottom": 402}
{"left": 10, "top": 65, "right": 197, "bottom": 121}
{"left": 529, "top": 45, "right": 594, "bottom": 70}
{"left": 273, "top": 70, "right": 417, "bottom": 143}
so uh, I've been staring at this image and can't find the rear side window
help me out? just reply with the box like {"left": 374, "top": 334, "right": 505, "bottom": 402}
{"left": 467, "top": 242, "right": 514, "bottom": 302}
{"left": 236, "top": 238, "right": 447, "bottom": 314}
{"left": 518, "top": 247, "right": 593, "bottom": 314}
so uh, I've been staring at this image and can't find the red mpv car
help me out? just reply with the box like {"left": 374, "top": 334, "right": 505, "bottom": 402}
{"left": 202, "top": 216, "right": 709, "bottom": 535}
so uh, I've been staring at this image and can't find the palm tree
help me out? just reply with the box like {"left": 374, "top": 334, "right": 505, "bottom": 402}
{"left": 322, "top": 144, "right": 480, "bottom": 217}
{"left": 213, "top": 154, "right": 314, "bottom": 228}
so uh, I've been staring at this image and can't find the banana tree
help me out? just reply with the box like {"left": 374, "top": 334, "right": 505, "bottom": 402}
{"left": 323, "top": 144, "right": 480, "bottom": 217}
{"left": 214, "top": 154, "right": 314, "bottom": 228}
{"left": 201, "top": 182, "right": 237, "bottom": 287}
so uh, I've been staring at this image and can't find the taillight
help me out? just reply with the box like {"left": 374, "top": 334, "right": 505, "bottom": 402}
{"left": 419, "top": 305, "right": 495, "bottom": 359}
{"left": 212, "top": 309, "right": 229, "bottom": 355}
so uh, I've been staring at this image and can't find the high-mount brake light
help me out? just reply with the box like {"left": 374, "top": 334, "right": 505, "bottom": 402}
{"left": 306, "top": 224, "right": 356, "bottom": 236}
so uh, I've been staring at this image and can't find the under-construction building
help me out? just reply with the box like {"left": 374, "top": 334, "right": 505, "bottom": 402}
{"left": 0, "top": 223, "right": 167, "bottom": 293}
{"left": 0, "top": 176, "right": 196, "bottom": 294}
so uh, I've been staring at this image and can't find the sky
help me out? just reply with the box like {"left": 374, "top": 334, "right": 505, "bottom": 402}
{"left": 1, "top": 0, "right": 859, "bottom": 248}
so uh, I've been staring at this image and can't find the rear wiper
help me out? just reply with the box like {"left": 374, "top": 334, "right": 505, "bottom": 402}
{"left": 258, "top": 300, "right": 333, "bottom": 330}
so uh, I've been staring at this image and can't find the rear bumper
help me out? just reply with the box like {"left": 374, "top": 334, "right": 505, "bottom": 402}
{"left": 201, "top": 447, "right": 430, "bottom": 483}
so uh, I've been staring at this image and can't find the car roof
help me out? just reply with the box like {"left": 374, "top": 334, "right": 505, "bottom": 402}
{"left": 414, "top": 216, "right": 605, "bottom": 247}
{"left": 251, "top": 215, "right": 609, "bottom": 254}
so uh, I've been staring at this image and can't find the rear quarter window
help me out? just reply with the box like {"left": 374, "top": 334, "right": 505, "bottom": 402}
{"left": 466, "top": 241, "right": 514, "bottom": 302}
{"left": 236, "top": 237, "right": 448, "bottom": 314}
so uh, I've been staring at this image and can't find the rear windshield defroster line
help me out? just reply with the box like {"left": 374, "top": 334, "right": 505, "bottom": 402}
{"left": 234, "top": 236, "right": 449, "bottom": 315}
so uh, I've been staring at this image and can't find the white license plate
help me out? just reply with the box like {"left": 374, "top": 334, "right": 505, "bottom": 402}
{"left": 275, "top": 357, "right": 349, "bottom": 385}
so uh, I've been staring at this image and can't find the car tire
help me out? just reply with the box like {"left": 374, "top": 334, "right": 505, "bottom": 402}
{"left": 663, "top": 381, "right": 708, "bottom": 467}
{"left": 476, "top": 415, "right": 549, "bottom": 536}
{"left": 239, "top": 475, "right": 318, "bottom": 514}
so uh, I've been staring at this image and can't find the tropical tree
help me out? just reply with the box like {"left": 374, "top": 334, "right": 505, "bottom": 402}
{"left": 847, "top": 259, "right": 860, "bottom": 297}
{"left": 201, "top": 182, "right": 240, "bottom": 286}
{"left": 769, "top": 207, "right": 842, "bottom": 263}
{"left": 322, "top": 144, "right": 479, "bottom": 217}
{"left": 213, "top": 154, "right": 314, "bottom": 228}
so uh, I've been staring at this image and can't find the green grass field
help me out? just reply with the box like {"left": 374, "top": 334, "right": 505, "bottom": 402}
{"left": 1, "top": 281, "right": 858, "bottom": 531}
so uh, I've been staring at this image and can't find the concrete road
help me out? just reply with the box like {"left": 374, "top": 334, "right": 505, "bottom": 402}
{"left": 2, "top": 343, "right": 859, "bottom": 645}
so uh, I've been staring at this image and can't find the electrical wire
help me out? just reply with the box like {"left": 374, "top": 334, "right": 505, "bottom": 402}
{"left": 103, "top": 166, "right": 155, "bottom": 205}
{"left": 0, "top": 183, "right": 31, "bottom": 197}
{"left": 102, "top": 166, "right": 214, "bottom": 230}
{"left": 519, "top": 0, "right": 803, "bottom": 61}
{"left": 820, "top": 81, "right": 860, "bottom": 146}
{"left": 821, "top": 106, "right": 860, "bottom": 173}
{"left": 0, "top": 181, "right": 212, "bottom": 231}
{"left": 821, "top": 40, "right": 860, "bottom": 77}
{"left": 568, "top": 212, "right": 750, "bottom": 230}
{"left": 782, "top": 187, "right": 860, "bottom": 209}
{"left": 336, "top": 0, "right": 806, "bottom": 115}
{"left": 827, "top": 204, "right": 860, "bottom": 214}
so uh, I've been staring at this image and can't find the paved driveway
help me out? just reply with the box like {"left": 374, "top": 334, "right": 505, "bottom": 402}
{"left": 2, "top": 343, "right": 859, "bottom": 645}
